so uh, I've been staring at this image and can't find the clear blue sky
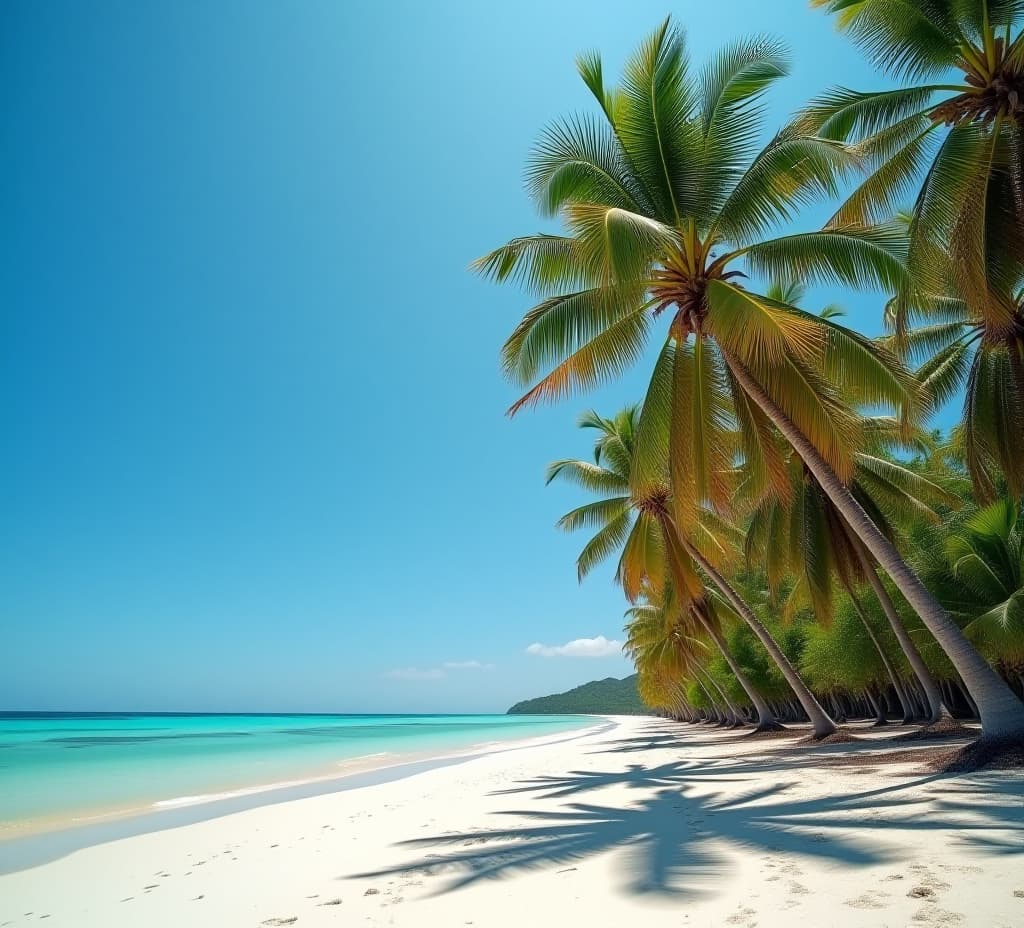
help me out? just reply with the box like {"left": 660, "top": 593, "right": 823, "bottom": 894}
{"left": 2, "top": 1, "right": 915, "bottom": 713}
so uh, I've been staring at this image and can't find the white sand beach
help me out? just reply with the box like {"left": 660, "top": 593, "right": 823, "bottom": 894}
{"left": 1, "top": 715, "right": 1022, "bottom": 928}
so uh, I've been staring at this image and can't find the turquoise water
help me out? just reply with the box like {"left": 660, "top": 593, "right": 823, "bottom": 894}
{"left": 0, "top": 713, "right": 594, "bottom": 833}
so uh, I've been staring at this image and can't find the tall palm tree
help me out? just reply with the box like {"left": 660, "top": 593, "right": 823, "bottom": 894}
{"left": 808, "top": 3, "right": 1024, "bottom": 499}
{"left": 745, "top": 435, "right": 963, "bottom": 724}
{"left": 550, "top": 406, "right": 831, "bottom": 735}
{"left": 900, "top": 281, "right": 1024, "bottom": 502}
{"left": 479, "top": 19, "right": 1024, "bottom": 741}
{"left": 807, "top": 1, "right": 1024, "bottom": 276}
{"left": 744, "top": 294, "right": 959, "bottom": 722}
{"left": 625, "top": 591, "right": 746, "bottom": 725}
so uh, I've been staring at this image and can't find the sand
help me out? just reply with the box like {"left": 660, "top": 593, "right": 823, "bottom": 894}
{"left": 1, "top": 715, "right": 1022, "bottom": 927}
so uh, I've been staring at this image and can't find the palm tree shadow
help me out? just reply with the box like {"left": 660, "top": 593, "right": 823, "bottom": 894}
{"left": 351, "top": 766, "right": 1024, "bottom": 898}
{"left": 488, "top": 760, "right": 749, "bottom": 799}
{"left": 588, "top": 727, "right": 803, "bottom": 755}
{"left": 589, "top": 732, "right": 698, "bottom": 754}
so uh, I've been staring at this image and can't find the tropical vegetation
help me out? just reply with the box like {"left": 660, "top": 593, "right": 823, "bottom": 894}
{"left": 478, "top": 4, "right": 1024, "bottom": 762}
{"left": 507, "top": 675, "right": 648, "bottom": 715}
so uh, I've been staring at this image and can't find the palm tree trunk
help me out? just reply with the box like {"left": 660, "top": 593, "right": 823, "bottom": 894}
{"left": 659, "top": 519, "right": 783, "bottom": 731}
{"left": 678, "top": 535, "right": 837, "bottom": 738}
{"left": 693, "top": 675, "right": 723, "bottom": 723}
{"left": 696, "top": 610, "right": 784, "bottom": 731}
{"left": 723, "top": 352, "right": 1024, "bottom": 740}
{"left": 843, "top": 583, "right": 915, "bottom": 722}
{"left": 851, "top": 537, "right": 949, "bottom": 725}
{"left": 866, "top": 688, "right": 887, "bottom": 726}
{"left": 696, "top": 665, "right": 744, "bottom": 726}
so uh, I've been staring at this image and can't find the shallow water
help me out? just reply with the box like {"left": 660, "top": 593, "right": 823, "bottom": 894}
{"left": 0, "top": 712, "right": 592, "bottom": 832}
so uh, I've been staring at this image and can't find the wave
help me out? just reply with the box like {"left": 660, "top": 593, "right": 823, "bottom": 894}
{"left": 151, "top": 753, "right": 397, "bottom": 809}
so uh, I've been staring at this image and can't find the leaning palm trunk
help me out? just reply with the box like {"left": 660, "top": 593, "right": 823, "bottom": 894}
{"left": 842, "top": 582, "right": 916, "bottom": 723}
{"left": 852, "top": 540, "right": 950, "bottom": 725}
{"left": 679, "top": 536, "right": 838, "bottom": 738}
{"left": 696, "top": 665, "right": 744, "bottom": 726}
{"left": 660, "top": 519, "right": 783, "bottom": 731}
{"left": 697, "top": 611, "right": 784, "bottom": 732}
{"left": 865, "top": 688, "right": 887, "bottom": 726}
{"left": 725, "top": 353, "right": 1024, "bottom": 739}
{"left": 694, "top": 676, "right": 725, "bottom": 724}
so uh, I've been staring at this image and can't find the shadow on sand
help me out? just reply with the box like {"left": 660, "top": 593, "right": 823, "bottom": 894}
{"left": 352, "top": 749, "right": 1024, "bottom": 899}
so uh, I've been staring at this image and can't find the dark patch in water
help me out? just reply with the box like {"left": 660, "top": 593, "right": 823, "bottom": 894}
{"left": 50, "top": 732, "right": 252, "bottom": 747}
{"left": 278, "top": 727, "right": 373, "bottom": 737}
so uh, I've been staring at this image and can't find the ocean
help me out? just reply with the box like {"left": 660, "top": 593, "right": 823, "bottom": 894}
{"left": 0, "top": 712, "right": 594, "bottom": 836}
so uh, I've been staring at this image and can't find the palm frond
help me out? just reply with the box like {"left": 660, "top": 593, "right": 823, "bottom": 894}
{"left": 616, "top": 18, "right": 701, "bottom": 224}
{"left": 556, "top": 496, "right": 631, "bottom": 533}
{"left": 575, "top": 509, "right": 634, "bottom": 581}
{"left": 526, "top": 115, "right": 646, "bottom": 217}
{"left": 740, "top": 222, "right": 910, "bottom": 295}
{"left": 714, "top": 133, "right": 851, "bottom": 243}
{"left": 545, "top": 458, "right": 629, "bottom": 493}
{"left": 812, "top": 0, "right": 964, "bottom": 80}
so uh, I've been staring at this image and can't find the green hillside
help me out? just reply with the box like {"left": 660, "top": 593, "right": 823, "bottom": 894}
{"left": 507, "top": 675, "right": 649, "bottom": 715}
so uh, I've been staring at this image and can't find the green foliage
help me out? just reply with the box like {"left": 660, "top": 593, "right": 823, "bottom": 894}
{"left": 507, "top": 676, "right": 649, "bottom": 715}
{"left": 810, "top": 1, "right": 1024, "bottom": 502}
{"left": 490, "top": 15, "right": 1024, "bottom": 726}
{"left": 801, "top": 597, "right": 889, "bottom": 693}
{"left": 919, "top": 499, "right": 1024, "bottom": 669}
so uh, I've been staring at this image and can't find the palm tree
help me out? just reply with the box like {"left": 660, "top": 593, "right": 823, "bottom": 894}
{"left": 920, "top": 498, "right": 1024, "bottom": 676}
{"left": 808, "top": 3, "right": 1024, "bottom": 500}
{"left": 799, "top": 598, "right": 902, "bottom": 724}
{"left": 899, "top": 281, "right": 1024, "bottom": 502}
{"left": 479, "top": 19, "right": 1024, "bottom": 742}
{"left": 743, "top": 293, "right": 959, "bottom": 723}
{"left": 746, "top": 435, "right": 963, "bottom": 724}
{"left": 549, "top": 406, "right": 831, "bottom": 735}
{"left": 807, "top": 1, "right": 1024, "bottom": 271}
{"left": 625, "top": 591, "right": 746, "bottom": 726}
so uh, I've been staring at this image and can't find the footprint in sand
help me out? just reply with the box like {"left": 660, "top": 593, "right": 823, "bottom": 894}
{"left": 845, "top": 891, "right": 890, "bottom": 909}
{"left": 908, "top": 875, "right": 952, "bottom": 897}
{"left": 261, "top": 919, "right": 298, "bottom": 927}
{"left": 901, "top": 868, "right": 963, "bottom": 926}
{"left": 725, "top": 906, "right": 758, "bottom": 926}
{"left": 942, "top": 864, "right": 982, "bottom": 875}
{"left": 911, "top": 906, "right": 964, "bottom": 925}
{"left": 317, "top": 899, "right": 343, "bottom": 907}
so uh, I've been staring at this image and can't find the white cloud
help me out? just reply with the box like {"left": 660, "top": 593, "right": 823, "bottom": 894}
{"left": 525, "top": 635, "right": 623, "bottom": 659}
{"left": 385, "top": 667, "right": 446, "bottom": 681}
{"left": 385, "top": 660, "right": 495, "bottom": 680}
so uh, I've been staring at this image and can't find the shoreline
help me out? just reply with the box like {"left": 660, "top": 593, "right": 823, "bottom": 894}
{"left": 0, "top": 715, "right": 615, "bottom": 875}
{"left": 2, "top": 715, "right": 1021, "bottom": 927}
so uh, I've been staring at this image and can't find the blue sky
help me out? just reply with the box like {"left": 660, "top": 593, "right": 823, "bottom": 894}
{"left": 2, "top": 1, "right": 914, "bottom": 713}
